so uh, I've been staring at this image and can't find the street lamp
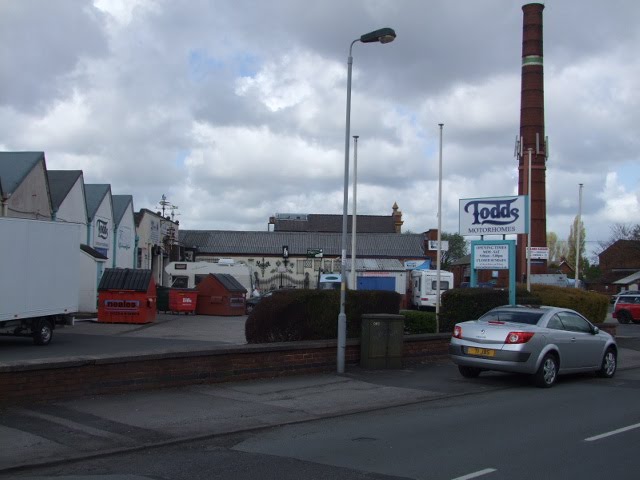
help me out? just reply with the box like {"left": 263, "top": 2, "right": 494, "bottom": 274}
{"left": 337, "top": 27, "right": 396, "bottom": 374}
{"left": 435, "top": 124, "right": 443, "bottom": 333}
{"left": 350, "top": 135, "right": 359, "bottom": 291}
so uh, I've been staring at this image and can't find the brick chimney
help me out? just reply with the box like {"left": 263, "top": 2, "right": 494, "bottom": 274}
{"left": 517, "top": 2, "right": 548, "bottom": 281}
{"left": 392, "top": 202, "right": 404, "bottom": 233}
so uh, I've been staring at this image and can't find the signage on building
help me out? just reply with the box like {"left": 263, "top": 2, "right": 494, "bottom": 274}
{"left": 118, "top": 226, "right": 132, "bottom": 249}
{"left": 473, "top": 244, "right": 510, "bottom": 270}
{"left": 527, "top": 247, "right": 549, "bottom": 260}
{"left": 307, "top": 248, "right": 323, "bottom": 258}
{"left": 459, "top": 196, "right": 528, "bottom": 236}
{"left": 428, "top": 240, "right": 449, "bottom": 251}
{"left": 94, "top": 216, "right": 111, "bottom": 250}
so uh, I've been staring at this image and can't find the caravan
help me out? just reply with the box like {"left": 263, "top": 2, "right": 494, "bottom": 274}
{"left": 165, "top": 260, "right": 254, "bottom": 297}
{"left": 410, "top": 269, "right": 454, "bottom": 310}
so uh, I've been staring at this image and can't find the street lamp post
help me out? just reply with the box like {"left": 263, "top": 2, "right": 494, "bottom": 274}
{"left": 337, "top": 27, "right": 396, "bottom": 374}
{"left": 436, "top": 124, "right": 443, "bottom": 333}
{"left": 350, "top": 135, "right": 359, "bottom": 291}
{"left": 575, "top": 183, "right": 583, "bottom": 288}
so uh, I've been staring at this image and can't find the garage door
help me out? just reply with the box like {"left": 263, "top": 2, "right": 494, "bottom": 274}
{"left": 357, "top": 276, "right": 395, "bottom": 291}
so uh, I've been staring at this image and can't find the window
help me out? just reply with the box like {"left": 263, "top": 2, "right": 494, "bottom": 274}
{"left": 480, "top": 309, "right": 544, "bottom": 325}
{"left": 171, "top": 276, "right": 188, "bottom": 288}
{"left": 557, "top": 312, "right": 592, "bottom": 333}
{"left": 296, "top": 259, "right": 305, "bottom": 275}
{"left": 431, "top": 281, "right": 450, "bottom": 290}
{"left": 546, "top": 315, "right": 564, "bottom": 330}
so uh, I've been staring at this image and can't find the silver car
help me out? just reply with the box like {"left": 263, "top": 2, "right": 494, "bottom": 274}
{"left": 449, "top": 305, "right": 617, "bottom": 388}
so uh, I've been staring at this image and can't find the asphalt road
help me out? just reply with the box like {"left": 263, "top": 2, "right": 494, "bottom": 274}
{"left": 4, "top": 366, "right": 640, "bottom": 480}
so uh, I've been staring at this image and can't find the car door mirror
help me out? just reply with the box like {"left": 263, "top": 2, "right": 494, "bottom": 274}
{"left": 592, "top": 326, "right": 599, "bottom": 335}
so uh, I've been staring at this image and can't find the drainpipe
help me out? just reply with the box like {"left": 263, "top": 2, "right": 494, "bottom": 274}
{"left": 134, "top": 235, "right": 139, "bottom": 268}
{"left": 112, "top": 224, "right": 117, "bottom": 268}
{"left": 1, "top": 193, "right": 11, "bottom": 216}
{"left": 87, "top": 218, "right": 93, "bottom": 245}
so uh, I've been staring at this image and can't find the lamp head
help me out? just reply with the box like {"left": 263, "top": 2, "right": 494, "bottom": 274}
{"left": 360, "top": 28, "right": 396, "bottom": 44}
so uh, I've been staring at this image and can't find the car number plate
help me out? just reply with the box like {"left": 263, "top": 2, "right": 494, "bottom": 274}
{"left": 467, "top": 347, "right": 496, "bottom": 357}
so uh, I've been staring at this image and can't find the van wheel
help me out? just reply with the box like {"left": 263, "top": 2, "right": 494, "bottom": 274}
{"left": 33, "top": 319, "right": 53, "bottom": 346}
{"left": 617, "top": 311, "right": 631, "bottom": 324}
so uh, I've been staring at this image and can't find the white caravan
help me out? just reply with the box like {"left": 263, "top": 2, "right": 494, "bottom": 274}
{"left": 165, "top": 260, "right": 253, "bottom": 296}
{"left": 410, "top": 269, "right": 454, "bottom": 310}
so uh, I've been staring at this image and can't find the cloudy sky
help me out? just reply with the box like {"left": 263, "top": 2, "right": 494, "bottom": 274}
{"left": 1, "top": 0, "right": 639, "bottom": 259}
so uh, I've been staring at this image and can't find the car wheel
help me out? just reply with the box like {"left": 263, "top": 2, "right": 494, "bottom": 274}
{"left": 617, "top": 310, "right": 631, "bottom": 324}
{"left": 597, "top": 347, "right": 617, "bottom": 378}
{"left": 534, "top": 353, "right": 558, "bottom": 388}
{"left": 33, "top": 319, "right": 53, "bottom": 346}
{"left": 458, "top": 366, "right": 481, "bottom": 378}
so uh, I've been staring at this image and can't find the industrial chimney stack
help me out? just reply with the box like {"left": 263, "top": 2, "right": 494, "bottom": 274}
{"left": 517, "top": 2, "right": 548, "bottom": 282}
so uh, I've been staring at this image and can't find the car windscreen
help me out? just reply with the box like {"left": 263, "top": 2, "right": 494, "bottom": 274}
{"left": 479, "top": 310, "right": 544, "bottom": 325}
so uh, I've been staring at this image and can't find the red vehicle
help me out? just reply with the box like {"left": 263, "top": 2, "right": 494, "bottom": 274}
{"left": 613, "top": 291, "right": 640, "bottom": 324}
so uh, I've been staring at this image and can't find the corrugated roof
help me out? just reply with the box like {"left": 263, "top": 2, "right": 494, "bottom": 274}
{"left": 48, "top": 170, "right": 83, "bottom": 211}
{"left": 98, "top": 268, "right": 153, "bottom": 291}
{"left": 343, "top": 258, "right": 406, "bottom": 271}
{"left": 0, "top": 151, "right": 44, "bottom": 196}
{"left": 112, "top": 195, "right": 133, "bottom": 226}
{"left": 213, "top": 273, "right": 247, "bottom": 293}
{"left": 273, "top": 214, "right": 396, "bottom": 233}
{"left": 180, "top": 230, "right": 425, "bottom": 258}
{"left": 85, "top": 184, "right": 111, "bottom": 220}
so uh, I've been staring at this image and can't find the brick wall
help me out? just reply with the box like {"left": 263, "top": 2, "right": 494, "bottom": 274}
{"left": 0, "top": 335, "right": 450, "bottom": 406}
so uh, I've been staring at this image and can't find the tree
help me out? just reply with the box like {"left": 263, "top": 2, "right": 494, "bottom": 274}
{"left": 598, "top": 223, "right": 640, "bottom": 252}
{"left": 441, "top": 232, "right": 468, "bottom": 269}
{"left": 547, "top": 232, "right": 568, "bottom": 266}
{"left": 567, "top": 215, "right": 587, "bottom": 276}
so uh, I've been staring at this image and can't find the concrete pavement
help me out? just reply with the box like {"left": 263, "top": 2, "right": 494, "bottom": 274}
{"left": 1, "top": 314, "right": 640, "bottom": 475}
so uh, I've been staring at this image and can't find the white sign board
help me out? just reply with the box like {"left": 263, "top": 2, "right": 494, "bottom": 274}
{"left": 428, "top": 240, "right": 449, "bottom": 252}
{"left": 473, "top": 244, "right": 509, "bottom": 270}
{"left": 459, "top": 196, "right": 528, "bottom": 236}
{"left": 527, "top": 247, "right": 549, "bottom": 260}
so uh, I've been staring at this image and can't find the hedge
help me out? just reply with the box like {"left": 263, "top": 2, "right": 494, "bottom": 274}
{"left": 439, "top": 284, "right": 609, "bottom": 333}
{"left": 245, "top": 289, "right": 401, "bottom": 343}
{"left": 401, "top": 310, "right": 437, "bottom": 334}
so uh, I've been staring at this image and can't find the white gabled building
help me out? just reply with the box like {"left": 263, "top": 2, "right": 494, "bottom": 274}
{"left": 112, "top": 195, "right": 136, "bottom": 268}
{"left": 0, "top": 151, "right": 52, "bottom": 219}
{"left": 85, "top": 184, "right": 114, "bottom": 261}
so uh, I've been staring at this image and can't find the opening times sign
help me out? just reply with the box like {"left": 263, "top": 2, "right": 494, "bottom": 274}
{"left": 473, "top": 244, "right": 509, "bottom": 270}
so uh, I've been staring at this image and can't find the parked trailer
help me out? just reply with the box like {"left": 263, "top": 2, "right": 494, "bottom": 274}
{"left": 0, "top": 218, "right": 81, "bottom": 345}
{"left": 410, "top": 269, "right": 454, "bottom": 310}
{"left": 165, "top": 260, "right": 254, "bottom": 297}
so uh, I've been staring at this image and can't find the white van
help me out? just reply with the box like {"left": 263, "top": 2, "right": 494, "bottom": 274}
{"left": 410, "top": 269, "right": 454, "bottom": 309}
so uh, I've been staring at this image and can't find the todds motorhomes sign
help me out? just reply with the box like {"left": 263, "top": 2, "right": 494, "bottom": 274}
{"left": 459, "top": 196, "right": 528, "bottom": 236}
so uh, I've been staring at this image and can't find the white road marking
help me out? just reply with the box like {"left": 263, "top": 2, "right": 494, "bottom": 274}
{"left": 585, "top": 422, "right": 640, "bottom": 442}
{"left": 451, "top": 468, "right": 497, "bottom": 480}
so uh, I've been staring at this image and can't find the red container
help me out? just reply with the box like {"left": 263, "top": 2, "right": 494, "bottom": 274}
{"left": 195, "top": 274, "right": 247, "bottom": 316}
{"left": 97, "top": 269, "right": 157, "bottom": 324}
{"left": 168, "top": 289, "right": 198, "bottom": 314}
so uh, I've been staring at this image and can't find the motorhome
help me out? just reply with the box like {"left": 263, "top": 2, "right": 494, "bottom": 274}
{"left": 318, "top": 273, "right": 343, "bottom": 290}
{"left": 165, "top": 260, "right": 253, "bottom": 296}
{"left": 410, "top": 269, "right": 454, "bottom": 310}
